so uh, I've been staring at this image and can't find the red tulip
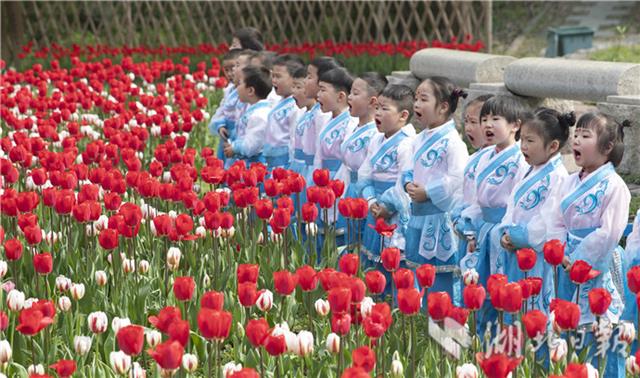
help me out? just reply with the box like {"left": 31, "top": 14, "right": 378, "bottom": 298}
{"left": 627, "top": 266, "right": 640, "bottom": 293}
{"left": 264, "top": 179, "right": 280, "bottom": 197}
{"left": 352, "top": 346, "right": 376, "bottom": 372}
{"left": 254, "top": 199, "right": 273, "bottom": 220}
{"left": 569, "top": 260, "right": 600, "bottom": 284}
{"left": 393, "top": 268, "right": 414, "bottom": 289}
{"left": 369, "top": 218, "right": 397, "bottom": 237}
{"left": 246, "top": 318, "right": 270, "bottom": 347}
{"left": 448, "top": 306, "right": 470, "bottom": 326}
{"left": 238, "top": 282, "right": 258, "bottom": 307}
{"left": 175, "top": 214, "right": 194, "bottom": 235}
{"left": 331, "top": 313, "right": 352, "bottom": 335}
{"left": 363, "top": 308, "right": 390, "bottom": 339}
{"left": 295, "top": 265, "right": 318, "bottom": 291}
{"left": 563, "top": 363, "right": 588, "bottom": 378}
{"left": 527, "top": 277, "right": 543, "bottom": 296}
{"left": 173, "top": 276, "right": 195, "bottom": 301}
{"left": 339, "top": 253, "right": 359, "bottom": 276}
{"left": 516, "top": 248, "right": 536, "bottom": 272}
{"left": 416, "top": 264, "right": 436, "bottom": 288}
{"left": 522, "top": 310, "right": 547, "bottom": 338}
{"left": 381, "top": 247, "right": 400, "bottom": 271}
{"left": 476, "top": 352, "right": 523, "bottom": 378}
{"left": 329, "top": 179, "right": 345, "bottom": 197}
{"left": 397, "top": 288, "right": 421, "bottom": 315}
{"left": 497, "top": 282, "right": 523, "bottom": 313}
{"left": 550, "top": 299, "right": 580, "bottom": 330}
{"left": 24, "top": 225, "right": 42, "bottom": 245}
{"left": 229, "top": 368, "right": 261, "bottom": 378}
{"left": 16, "top": 307, "right": 54, "bottom": 335}
{"left": 349, "top": 198, "right": 369, "bottom": 219}
{"left": 313, "top": 169, "right": 330, "bottom": 187}
{"left": 3, "top": 238, "right": 23, "bottom": 260}
{"left": 168, "top": 318, "right": 190, "bottom": 346}
{"left": 349, "top": 277, "right": 366, "bottom": 303}
{"left": 588, "top": 288, "right": 612, "bottom": 316}
{"left": 518, "top": 279, "right": 532, "bottom": 300}
{"left": 341, "top": 367, "right": 370, "bottom": 378}
{"left": 271, "top": 208, "right": 291, "bottom": 232}
{"left": 264, "top": 333, "right": 287, "bottom": 356}
{"left": 318, "top": 188, "right": 336, "bottom": 209}
{"left": 201, "top": 291, "right": 224, "bottom": 311}
{"left": 148, "top": 340, "right": 184, "bottom": 370}
{"left": 301, "top": 203, "right": 318, "bottom": 223}
{"left": 427, "top": 291, "right": 452, "bottom": 321}
{"left": 273, "top": 270, "right": 297, "bottom": 296}
{"left": 237, "top": 264, "right": 259, "bottom": 284}
{"left": 328, "top": 287, "right": 352, "bottom": 314}
{"left": 338, "top": 198, "right": 352, "bottom": 218}
{"left": 33, "top": 252, "right": 53, "bottom": 275}
{"left": 543, "top": 239, "right": 565, "bottom": 266}
{"left": 117, "top": 325, "right": 145, "bottom": 355}
{"left": 0, "top": 310, "right": 8, "bottom": 331}
{"left": 365, "top": 271, "right": 386, "bottom": 294}
{"left": 98, "top": 228, "right": 119, "bottom": 250}
{"left": 148, "top": 306, "right": 182, "bottom": 333}
{"left": 197, "top": 308, "right": 232, "bottom": 340}
{"left": 49, "top": 359, "right": 76, "bottom": 378}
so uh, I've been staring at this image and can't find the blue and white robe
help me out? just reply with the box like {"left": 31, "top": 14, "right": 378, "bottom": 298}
{"left": 208, "top": 84, "right": 241, "bottom": 160}
{"left": 547, "top": 162, "right": 630, "bottom": 377}
{"left": 263, "top": 96, "right": 303, "bottom": 169}
{"left": 401, "top": 120, "right": 468, "bottom": 297}
{"left": 229, "top": 99, "right": 272, "bottom": 163}
{"left": 341, "top": 122, "right": 380, "bottom": 198}
{"left": 499, "top": 153, "right": 568, "bottom": 312}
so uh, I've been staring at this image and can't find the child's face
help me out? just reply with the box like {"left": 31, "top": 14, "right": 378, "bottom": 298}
{"left": 317, "top": 81, "right": 342, "bottom": 114}
{"left": 233, "top": 56, "right": 250, "bottom": 86}
{"left": 375, "top": 95, "right": 406, "bottom": 136}
{"left": 223, "top": 59, "right": 236, "bottom": 82}
{"left": 520, "top": 123, "right": 558, "bottom": 166}
{"left": 483, "top": 113, "right": 519, "bottom": 149}
{"left": 463, "top": 102, "right": 486, "bottom": 149}
{"left": 235, "top": 71, "right": 251, "bottom": 103}
{"left": 304, "top": 65, "right": 320, "bottom": 99}
{"left": 348, "top": 78, "right": 374, "bottom": 119}
{"left": 292, "top": 78, "right": 308, "bottom": 108}
{"left": 271, "top": 65, "right": 294, "bottom": 97}
{"left": 572, "top": 127, "right": 609, "bottom": 172}
{"left": 413, "top": 81, "right": 447, "bottom": 129}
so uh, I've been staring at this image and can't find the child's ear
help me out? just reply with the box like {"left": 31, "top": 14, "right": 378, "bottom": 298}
{"left": 548, "top": 139, "right": 560, "bottom": 155}
{"left": 369, "top": 97, "right": 378, "bottom": 107}
{"left": 247, "top": 86, "right": 256, "bottom": 97}
{"left": 338, "top": 91, "right": 348, "bottom": 103}
{"left": 438, "top": 101, "right": 450, "bottom": 116}
{"left": 399, "top": 109, "right": 410, "bottom": 123}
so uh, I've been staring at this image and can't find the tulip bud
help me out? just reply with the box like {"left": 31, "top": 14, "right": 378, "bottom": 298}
{"left": 87, "top": 311, "right": 108, "bottom": 334}
{"left": 74, "top": 335, "right": 92, "bottom": 356}
{"left": 462, "top": 269, "right": 479, "bottom": 286}
{"left": 146, "top": 330, "right": 162, "bottom": 347}
{"left": 549, "top": 337, "right": 567, "bottom": 363}
{"left": 57, "top": 296, "right": 72, "bottom": 312}
{"left": 618, "top": 321, "right": 636, "bottom": 344}
{"left": 305, "top": 222, "right": 318, "bottom": 236}
{"left": 270, "top": 232, "right": 281, "bottom": 243}
{"left": 56, "top": 275, "right": 71, "bottom": 292}
{"left": 129, "top": 362, "right": 146, "bottom": 378}
{"left": 70, "top": 283, "right": 85, "bottom": 300}
{"left": 315, "top": 299, "right": 330, "bottom": 317}
{"left": 122, "top": 258, "right": 136, "bottom": 274}
{"left": 111, "top": 316, "right": 131, "bottom": 334}
{"left": 626, "top": 356, "right": 640, "bottom": 375}
{"left": 28, "top": 364, "right": 45, "bottom": 375}
{"left": 256, "top": 290, "right": 273, "bottom": 312}
{"left": 0, "top": 340, "right": 11, "bottom": 364}
{"left": 6, "top": 289, "right": 25, "bottom": 311}
{"left": 326, "top": 333, "right": 340, "bottom": 354}
{"left": 0, "top": 261, "right": 7, "bottom": 279}
{"left": 222, "top": 362, "right": 242, "bottom": 378}
{"left": 138, "top": 260, "right": 150, "bottom": 274}
{"left": 391, "top": 359, "right": 404, "bottom": 378}
{"left": 195, "top": 226, "right": 206, "bottom": 238}
{"left": 456, "top": 363, "right": 478, "bottom": 378}
{"left": 360, "top": 297, "right": 374, "bottom": 318}
{"left": 167, "top": 247, "right": 181, "bottom": 270}
{"left": 1, "top": 281, "right": 14, "bottom": 293}
{"left": 95, "top": 270, "right": 108, "bottom": 286}
{"left": 182, "top": 353, "right": 198, "bottom": 372}
{"left": 297, "top": 331, "right": 314, "bottom": 356}
{"left": 222, "top": 226, "right": 235, "bottom": 239}
{"left": 202, "top": 273, "right": 211, "bottom": 288}
{"left": 24, "top": 298, "right": 39, "bottom": 309}
{"left": 110, "top": 350, "right": 132, "bottom": 375}
{"left": 236, "top": 322, "right": 245, "bottom": 339}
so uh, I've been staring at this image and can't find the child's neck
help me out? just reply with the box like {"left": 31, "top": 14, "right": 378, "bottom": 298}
{"left": 384, "top": 126, "right": 403, "bottom": 139}
{"left": 279, "top": 92, "right": 293, "bottom": 99}
{"left": 304, "top": 99, "right": 316, "bottom": 109}
{"left": 580, "top": 160, "right": 607, "bottom": 177}
{"left": 246, "top": 97, "right": 261, "bottom": 106}
{"left": 495, "top": 138, "right": 516, "bottom": 153}
{"left": 332, "top": 105, "right": 349, "bottom": 119}
{"left": 358, "top": 113, "right": 374, "bottom": 127}
{"left": 427, "top": 118, "right": 449, "bottom": 130}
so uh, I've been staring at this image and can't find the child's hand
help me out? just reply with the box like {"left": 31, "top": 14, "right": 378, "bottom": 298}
{"left": 375, "top": 204, "right": 391, "bottom": 219}
{"left": 223, "top": 143, "right": 234, "bottom": 157}
{"left": 501, "top": 234, "right": 515, "bottom": 251}
{"left": 467, "top": 238, "right": 477, "bottom": 253}
{"left": 219, "top": 127, "right": 229, "bottom": 140}
{"left": 562, "top": 256, "right": 572, "bottom": 271}
{"left": 369, "top": 203, "right": 379, "bottom": 217}
{"left": 407, "top": 183, "right": 428, "bottom": 202}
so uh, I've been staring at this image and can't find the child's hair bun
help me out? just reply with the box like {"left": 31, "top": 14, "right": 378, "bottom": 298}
{"left": 557, "top": 111, "right": 576, "bottom": 129}
{"left": 621, "top": 119, "right": 632, "bottom": 128}
{"left": 451, "top": 88, "right": 468, "bottom": 100}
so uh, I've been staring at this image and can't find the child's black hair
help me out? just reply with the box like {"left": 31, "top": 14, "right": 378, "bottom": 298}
{"left": 273, "top": 54, "right": 305, "bottom": 76}
{"left": 421, "top": 76, "right": 468, "bottom": 117}
{"left": 309, "top": 56, "right": 343, "bottom": 80}
{"left": 358, "top": 72, "right": 388, "bottom": 96}
{"left": 480, "top": 95, "right": 528, "bottom": 124}
{"left": 318, "top": 67, "right": 353, "bottom": 94}
{"left": 292, "top": 66, "right": 307, "bottom": 80}
{"left": 223, "top": 48, "right": 243, "bottom": 61}
{"left": 576, "top": 112, "right": 631, "bottom": 167}
{"left": 379, "top": 84, "right": 415, "bottom": 119}
{"left": 233, "top": 27, "right": 264, "bottom": 51}
{"left": 523, "top": 108, "right": 574, "bottom": 150}
{"left": 242, "top": 65, "right": 272, "bottom": 99}
{"left": 253, "top": 51, "right": 278, "bottom": 70}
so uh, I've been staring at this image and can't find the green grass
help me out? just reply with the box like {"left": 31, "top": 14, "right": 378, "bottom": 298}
{"left": 589, "top": 44, "right": 640, "bottom": 63}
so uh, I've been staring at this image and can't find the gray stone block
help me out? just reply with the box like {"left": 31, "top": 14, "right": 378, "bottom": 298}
{"left": 597, "top": 100, "right": 640, "bottom": 175}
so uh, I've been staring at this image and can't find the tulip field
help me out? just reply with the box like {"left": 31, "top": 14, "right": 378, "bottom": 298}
{"left": 0, "top": 42, "right": 638, "bottom": 378}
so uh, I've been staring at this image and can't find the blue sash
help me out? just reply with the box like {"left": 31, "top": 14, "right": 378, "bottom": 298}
{"left": 269, "top": 96, "right": 296, "bottom": 122}
{"left": 413, "top": 120, "right": 456, "bottom": 163}
{"left": 370, "top": 130, "right": 407, "bottom": 167}
{"left": 476, "top": 144, "right": 520, "bottom": 189}
{"left": 560, "top": 162, "right": 614, "bottom": 213}
{"left": 513, "top": 154, "right": 562, "bottom": 206}
{"left": 341, "top": 122, "right": 376, "bottom": 153}
{"left": 319, "top": 110, "right": 350, "bottom": 144}
{"left": 293, "top": 149, "right": 314, "bottom": 165}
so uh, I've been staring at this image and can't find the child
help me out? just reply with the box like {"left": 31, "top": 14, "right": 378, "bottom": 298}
{"left": 401, "top": 77, "right": 469, "bottom": 300}
{"left": 223, "top": 66, "right": 273, "bottom": 163}
{"left": 263, "top": 54, "right": 305, "bottom": 169}
{"left": 230, "top": 27, "right": 264, "bottom": 51}
{"left": 208, "top": 49, "right": 243, "bottom": 162}
{"left": 499, "top": 108, "right": 573, "bottom": 312}
{"left": 547, "top": 113, "right": 630, "bottom": 377}
{"left": 622, "top": 208, "right": 640, "bottom": 353}
{"left": 452, "top": 95, "right": 493, "bottom": 274}
{"left": 459, "top": 95, "right": 530, "bottom": 286}
{"left": 358, "top": 84, "right": 415, "bottom": 280}
{"left": 250, "top": 51, "right": 282, "bottom": 105}
{"left": 314, "top": 67, "right": 359, "bottom": 246}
